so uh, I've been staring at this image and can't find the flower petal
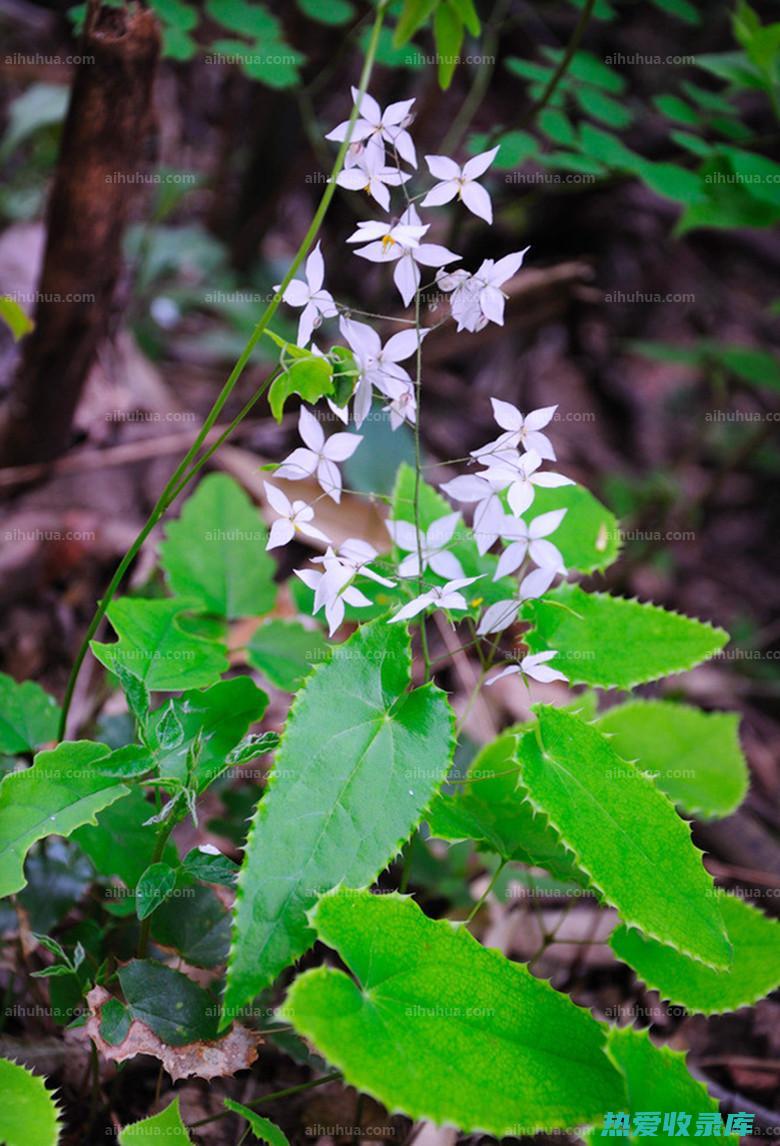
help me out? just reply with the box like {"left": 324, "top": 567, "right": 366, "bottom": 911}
{"left": 429, "top": 550, "right": 465, "bottom": 581}
{"left": 298, "top": 405, "right": 325, "bottom": 452}
{"left": 490, "top": 397, "right": 523, "bottom": 433}
{"left": 421, "top": 181, "right": 460, "bottom": 208}
{"left": 460, "top": 180, "right": 493, "bottom": 224}
{"left": 462, "top": 145, "right": 499, "bottom": 181}
{"left": 476, "top": 600, "right": 519, "bottom": 636}
{"left": 425, "top": 154, "right": 461, "bottom": 180}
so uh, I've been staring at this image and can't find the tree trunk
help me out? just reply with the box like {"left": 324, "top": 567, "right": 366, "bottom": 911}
{"left": 0, "top": 1, "right": 160, "bottom": 469}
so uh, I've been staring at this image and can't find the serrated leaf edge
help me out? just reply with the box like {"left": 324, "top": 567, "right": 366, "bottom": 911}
{"left": 0, "top": 1058, "right": 64, "bottom": 1146}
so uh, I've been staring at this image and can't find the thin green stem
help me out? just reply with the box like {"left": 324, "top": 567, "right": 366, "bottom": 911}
{"left": 411, "top": 285, "right": 431, "bottom": 680}
{"left": 520, "top": 0, "right": 596, "bottom": 127}
{"left": 190, "top": 1071, "right": 342, "bottom": 1130}
{"left": 465, "top": 859, "right": 507, "bottom": 926}
{"left": 137, "top": 816, "right": 178, "bottom": 959}
{"left": 57, "top": 2, "right": 390, "bottom": 740}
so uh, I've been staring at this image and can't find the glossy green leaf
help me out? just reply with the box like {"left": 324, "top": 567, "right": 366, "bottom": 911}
{"left": 598, "top": 1025, "right": 738, "bottom": 1144}
{"left": 223, "top": 619, "right": 455, "bottom": 1017}
{"left": 118, "top": 960, "right": 218, "bottom": 1045}
{"left": 393, "top": 0, "right": 438, "bottom": 45}
{"left": 246, "top": 619, "right": 328, "bottom": 691}
{"left": 118, "top": 1097, "right": 193, "bottom": 1144}
{"left": 0, "top": 673, "right": 60, "bottom": 754}
{"left": 575, "top": 86, "right": 633, "bottom": 127}
{"left": 0, "top": 742, "right": 129, "bottom": 897}
{"left": 596, "top": 700, "right": 748, "bottom": 818}
{"left": 650, "top": 0, "right": 700, "bottom": 23}
{"left": 434, "top": 1, "right": 463, "bottom": 89}
{"left": 611, "top": 891, "right": 780, "bottom": 1015}
{"left": 427, "top": 732, "right": 585, "bottom": 883}
{"left": 136, "top": 862, "right": 177, "bottom": 920}
{"left": 281, "top": 889, "right": 624, "bottom": 1134}
{"left": 160, "top": 474, "right": 277, "bottom": 619}
{"left": 268, "top": 355, "right": 334, "bottom": 422}
{"left": 92, "top": 597, "right": 229, "bottom": 691}
{"left": 521, "top": 584, "right": 728, "bottom": 689}
{"left": 0, "top": 1058, "right": 62, "bottom": 1146}
{"left": 520, "top": 708, "right": 730, "bottom": 969}
{"left": 182, "top": 845, "right": 238, "bottom": 886}
{"left": 224, "top": 1100, "right": 290, "bottom": 1146}
{"left": 100, "top": 998, "right": 132, "bottom": 1046}
{"left": 147, "top": 677, "right": 268, "bottom": 792}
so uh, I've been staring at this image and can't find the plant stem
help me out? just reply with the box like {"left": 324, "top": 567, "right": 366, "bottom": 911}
{"left": 411, "top": 285, "right": 431, "bottom": 680}
{"left": 520, "top": 0, "right": 596, "bottom": 126}
{"left": 465, "top": 859, "right": 507, "bottom": 926}
{"left": 57, "top": 1, "right": 390, "bottom": 740}
{"left": 136, "top": 816, "right": 178, "bottom": 958}
{"left": 190, "top": 1071, "right": 342, "bottom": 1130}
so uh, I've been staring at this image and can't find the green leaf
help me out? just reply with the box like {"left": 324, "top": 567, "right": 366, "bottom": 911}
{"left": 544, "top": 48, "right": 626, "bottom": 93}
{"left": 151, "top": 878, "right": 231, "bottom": 968}
{"left": 596, "top": 700, "right": 748, "bottom": 819}
{"left": 0, "top": 673, "right": 60, "bottom": 754}
{"left": 296, "top": 0, "right": 353, "bottom": 24}
{"left": 650, "top": 0, "right": 700, "bottom": 22}
{"left": 159, "top": 474, "right": 277, "bottom": 619}
{"left": 0, "top": 1058, "right": 62, "bottom": 1146}
{"left": 223, "top": 619, "right": 455, "bottom": 1017}
{"left": 224, "top": 1100, "right": 290, "bottom": 1146}
{"left": 246, "top": 619, "right": 328, "bottom": 691}
{"left": 147, "top": 677, "right": 268, "bottom": 792}
{"left": 0, "top": 742, "right": 129, "bottom": 897}
{"left": 99, "top": 997, "right": 132, "bottom": 1046}
{"left": 427, "top": 732, "right": 586, "bottom": 882}
{"left": 611, "top": 891, "right": 780, "bottom": 1016}
{"left": 118, "top": 1097, "right": 193, "bottom": 1144}
{"left": 505, "top": 56, "right": 553, "bottom": 85}
{"left": 393, "top": 0, "right": 438, "bottom": 45}
{"left": 538, "top": 108, "right": 577, "bottom": 146}
{"left": 519, "top": 708, "right": 730, "bottom": 969}
{"left": 0, "top": 296, "right": 34, "bottom": 341}
{"left": 575, "top": 86, "right": 633, "bottom": 128}
{"left": 182, "top": 845, "right": 238, "bottom": 886}
{"left": 268, "top": 355, "right": 334, "bottom": 422}
{"left": 633, "top": 159, "right": 704, "bottom": 205}
{"left": 595, "top": 1026, "right": 738, "bottom": 1144}
{"left": 136, "top": 862, "right": 178, "bottom": 920}
{"left": 653, "top": 94, "right": 702, "bottom": 126}
{"left": 118, "top": 960, "right": 218, "bottom": 1045}
{"left": 73, "top": 788, "right": 177, "bottom": 888}
{"left": 91, "top": 597, "right": 229, "bottom": 691}
{"left": 281, "top": 889, "right": 624, "bottom": 1134}
{"left": 521, "top": 584, "right": 728, "bottom": 689}
{"left": 486, "top": 129, "right": 537, "bottom": 168}
{"left": 434, "top": 1, "right": 463, "bottom": 90}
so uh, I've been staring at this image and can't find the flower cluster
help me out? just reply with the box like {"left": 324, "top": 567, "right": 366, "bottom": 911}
{"left": 265, "top": 88, "right": 571, "bottom": 687}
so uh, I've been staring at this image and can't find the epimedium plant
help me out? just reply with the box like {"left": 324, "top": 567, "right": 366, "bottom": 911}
{"left": 1, "top": 8, "right": 779, "bottom": 1146}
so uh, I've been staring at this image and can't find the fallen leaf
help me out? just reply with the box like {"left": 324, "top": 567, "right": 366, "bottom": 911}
{"left": 85, "top": 986, "right": 262, "bottom": 1081}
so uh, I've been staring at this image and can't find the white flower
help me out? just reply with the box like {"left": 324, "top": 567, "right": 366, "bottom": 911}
{"left": 494, "top": 508, "right": 567, "bottom": 581}
{"left": 314, "top": 538, "right": 395, "bottom": 588}
{"left": 264, "top": 483, "right": 331, "bottom": 550}
{"left": 438, "top": 248, "right": 530, "bottom": 332}
{"left": 390, "top": 576, "right": 482, "bottom": 623}
{"left": 489, "top": 398, "right": 557, "bottom": 461}
{"left": 475, "top": 599, "right": 520, "bottom": 636}
{"left": 275, "top": 242, "right": 337, "bottom": 347}
{"left": 480, "top": 448, "right": 573, "bottom": 517}
{"left": 384, "top": 383, "right": 417, "bottom": 430}
{"left": 347, "top": 218, "right": 428, "bottom": 251}
{"left": 326, "top": 88, "right": 417, "bottom": 168}
{"left": 487, "top": 650, "right": 568, "bottom": 686}
{"left": 274, "top": 406, "right": 362, "bottom": 503}
{"left": 421, "top": 147, "right": 499, "bottom": 223}
{"left": 353, "top": 206, "right": 460, "bottom": 307}
{"left": 339, "top": 316, "right": 427, "bottom": 427}
{"left": 439, "top": 473, "right": 504, "bottom": 555}
{"left": 295, "top": 552, "right": 373, "bottom": 637}
{"left": 336, "top": 146, "right": 411, "bottom": 212}
{"left": 386, "top": 513, "right": 465, "bottom": 580}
